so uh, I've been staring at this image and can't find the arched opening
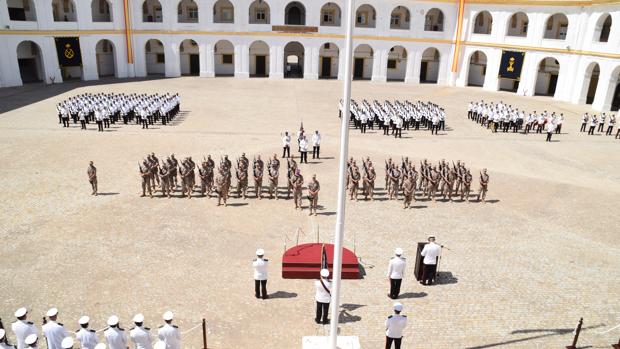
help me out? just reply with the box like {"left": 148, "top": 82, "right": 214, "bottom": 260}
{"left": 7, "top": 0, "right": 37, "bottom": 21}
{"left": 424, "top": 8, "right": 444, "bottom": 32}
{"left": 390, "top": 6, "right": 410, "bottom": 30}
{"left": 582, "top": 63, "right": 600, "bottom": 105}
{"left": 544, "top": 13, "right": 569, "bottom": 40}
{"left": 319, "top": 42, "right": 339, "bottom": 79}
{"left": 249, "top": 0, "right": 270, "bottom": 24}
{"left": 178, "top": 0, "right": 198, "bottom": 23}
{"left": 145, "top": 39, "right": 165, "bottom": 76}
{"left": 180, "top": 39, "right": 200, "bottom": 76}
{"left": 320, "top": 2, "right": 340, "bottom": 26}
{"left": 353, "top": 44, "right": 373, "bottom": 80}
{"left": 355, "top": 4, "right": 376, "bottom": 28}
{"left": 52, "top": 0, "right": 77, "bottom": 22}
{"left": 420, "top": 47, "right": 440, "bottom": 83}
{"left": 535, "top": 57, "right": 560, "bottom": 96}
{"left": 91, "top": 0, "right": 112, "bottom": 22}
{"left": 285, "top": 2, "right": 305, "bottom": 25}
{"left": 142, "top": 0, "right": 162, "bottom": 22}
{"left": 467, "top": 51, "right": 487, "bottom": 87}
{"left": 95, "top": 39, "right": 116, "bottom": 78}
{"left": 16, "top": 41, "right": 44, "bottom": 83}
{"left": 214, "top": 40, "right": 234, "bottom": 76}
{"left": 612, "top": 80, "right": 620, "bottom": 111}
{"left": 284, "top": 41, "right": 304, "bottom": 78}
{"left": 213, "top": 0, "right": 234, "bottom": 23}
{"left": 387, "top": 46, "right": 407, "bottom": 82}
{"left": 249, "top": 40, "right": 269, "bottom": 77}
{"left": 473, "top": 11, "right": 493, "bottom": 34}
{"left": 506, "top": 12, "right": 528, "bottom": 37}
{"left": 595, "top": 14, "right": 612, "bottom": 42}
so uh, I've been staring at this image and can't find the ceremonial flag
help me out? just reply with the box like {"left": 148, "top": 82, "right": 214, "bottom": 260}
{"left": 55, "top": 37, "right": 82, "bottom": 67}
{"left": 321, "top": 243, "right": 328, "bottom": 271}
{"left": 498, "top": 50, "right": 525, "bottom": 81}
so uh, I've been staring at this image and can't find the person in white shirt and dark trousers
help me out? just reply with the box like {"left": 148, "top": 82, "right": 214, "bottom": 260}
{"left": 385, "top": 303, "right": 407, "bottom": 349}
{"left": 253, "top": 249, "right": 269, "bottom": 299}
{"left": 311, "top": 131, "right": 321, "bottom": 159}
{"left": 420, "top": 236, "right": 442, "bottom": 285}
{"left": 282, "top": 132, "right": 291, "bottom": 158}
{"left": 299, "top": 136, "right": 308, "bottom": 164}
{"left": 387, "top": 248, "right": 406, "bottom": 299}
{"left": 314, "top": 269, "right": 331, "bottom": 325}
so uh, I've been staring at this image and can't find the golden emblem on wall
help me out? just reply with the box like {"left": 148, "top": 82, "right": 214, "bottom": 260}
{"left": 507, "top": 57, "right": 515, "bottom": 72}
{"left": 64, "top": 43, "right": 75, "bottom": 59}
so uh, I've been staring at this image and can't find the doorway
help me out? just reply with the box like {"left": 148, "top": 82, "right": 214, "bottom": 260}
{"left": 321, "top": 57, "right": 331, "bottom": 78}
{"left": 189, "top": 54, "right": 199, "bottom": 76}
{"left": 354, "top": 58, "right": 364, "bottom": 79}
{"left": 255, "top": 55, "right": 266, "bottom": 76}
{"left": 420, "top": 61, "right": 428, "bottom": 82}
{"left": 548, "top": 74, "right": 558, "bottom": 96}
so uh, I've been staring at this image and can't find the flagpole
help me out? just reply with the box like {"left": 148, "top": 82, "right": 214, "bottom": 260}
{"left": 328, "top": 0, "right": 355, "bottom": 345}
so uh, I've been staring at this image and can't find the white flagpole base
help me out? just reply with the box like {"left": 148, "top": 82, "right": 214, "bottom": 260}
{"left": 302, "top": 336, "right": 361, "bottom": 349}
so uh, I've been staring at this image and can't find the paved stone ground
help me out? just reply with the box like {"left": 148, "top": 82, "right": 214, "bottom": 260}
{"left": 0, "top": 78, "right": 618, "bottom": 349}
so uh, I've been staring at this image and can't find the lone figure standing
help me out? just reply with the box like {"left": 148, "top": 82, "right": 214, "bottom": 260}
{"left": 87, "top": 161, "right": 97, "bottom": 196}
{"left": 253, "top": 249, "right": 269, "bottom": 299}
{"left": 314, "top": 269, "right": 331, "bottom": 325}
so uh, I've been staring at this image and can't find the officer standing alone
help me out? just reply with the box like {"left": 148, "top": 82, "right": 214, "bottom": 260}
{"left": 387, "top": 248, "right": 406, "bottom": 299}
{"left": 385, "top": 303, "right": 408, "bottom": 349}
{"left": 314, "top": 269, "right": 332, "bottom": 325}
{"left": 420, "top": 236, "right": 442, "bottom": 285}
{"left": 253, "top": 249, "right": 269, "bottom": 299}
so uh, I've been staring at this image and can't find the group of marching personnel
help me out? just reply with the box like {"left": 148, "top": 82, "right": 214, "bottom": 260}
{"left": 580, "top": 112, "right": 618, "bottom": 138}
{"left": 56, "top": 93, "right": 180, "bottom": 131}
{"left": 340, "top": 99, "right": 447, "bottom": 137}
{"left": 2, "top": 307, "right": 181, "bottom": 349}
{"left": 136, "top": 153, "right": 322, "bottom": 214}
{"left": 467, "top": 100, "right": 565, "bottom": 140}
{"left": 345, "top": 157, "right": 490, "bottom": 207}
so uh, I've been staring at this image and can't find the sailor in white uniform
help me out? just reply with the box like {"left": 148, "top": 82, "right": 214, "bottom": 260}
{"left": 157, "top": 312, "right": 180, "bottom": 349}
{"left": 253, "top": 249, "right": 269, "bottom": 299}
{"left": 11, "top": 308, "right": 38, "bottom": 349}
{"left": 129, "top": 314, "right": 152, "bottom": 349}
{"left": 387, "top": 248, "right": 406, "bottom": 299}
{"left": 385, "top": 303, "right": 408, "bottom": 349}
{"left": 75, "top": 316, "right": 99, "bottom": 349}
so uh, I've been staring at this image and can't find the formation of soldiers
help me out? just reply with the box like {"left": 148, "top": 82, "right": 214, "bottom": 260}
{"left": 345, "top": 157, "right": 490, "bottom": 206}
{"left": 580, "top": 112, "right": 618, "bottom": 138}
{"left": 340, "top": 99, "right": 447, "bottom": 137}
{"left": 135, "top": 153, "right": 321, "bottom": 213}
{"left": 56, "top": 93, "right": 180, "bottom": 131}
{"left": 3, "top": 307, "right": 181, "bottom": 349}
{"left": 468, "top": 100, "right": 565, "bottom": 136}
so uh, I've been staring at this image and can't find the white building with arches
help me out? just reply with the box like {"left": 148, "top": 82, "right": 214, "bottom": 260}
{"left": 0, "top": 0, "right": 618, "bottom": 111}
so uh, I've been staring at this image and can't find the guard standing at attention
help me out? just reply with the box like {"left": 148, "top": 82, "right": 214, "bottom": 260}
{"left": 11, "top": 308, "right": 38, "bottom": 349}
{"left": 420, "top": 236, "right": 442, "bottom": 286}
{"left": 314, "top": 269, "right": 332, "bottom": 325}
{"left": 387, "top": 248, "right": 406, "bottom": 299}
{"left": 157, "top": 312, "right": 180, "bottom": 349}
{"left": 253, "top": 249, "right": 269, "bottom": 299}
{"left": 385, "top": 303, "right": 408, "bottom": 349}
{"left": 75, "top": 316, "right": 99, "bottom": 349}
{"left": 129, "top": 314, "right": 152, "bottom": 349}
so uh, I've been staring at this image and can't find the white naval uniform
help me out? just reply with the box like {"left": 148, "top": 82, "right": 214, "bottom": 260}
{"left": 75, "top": 328, "right": 99, "bottom": 349}
{"left": 314, "top": 279, "right": 332, "bottom": 304}
{"left": 104, "top": 327, "right": 127, "bottom": 349}
{"left": 421, "top": 242, "right": 442, "bottom": 265}
{"left": 157, "top": 324, "right": 180, "bottom": 349}
{"left": 385, "top": 314, "right": 408, "bottom": 339}
{"left": 42, "top": 321, "right": 69, "bottom": 349}
{"left": 253, "top": 258, "right": 268, "bottom": 281}
{"left": 387, "top": 256, "right": 406, "bottom": 279}
{"left": 129, "top": 326, "right": 153, "bottom": 349}
{"left": 312, "top": 133, "right": 321, "bottom": 147}
{"left": 11, "top": 320, "right": 38, "bottom": 349}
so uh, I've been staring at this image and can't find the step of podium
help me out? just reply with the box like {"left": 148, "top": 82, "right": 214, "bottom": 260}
{"left": 282, "top": 266, "right": 359, "bottom": 279}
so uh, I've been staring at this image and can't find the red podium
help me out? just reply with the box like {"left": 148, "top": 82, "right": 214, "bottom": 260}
{"left": 282, "top": 243, "right": 360, "bottom": 279}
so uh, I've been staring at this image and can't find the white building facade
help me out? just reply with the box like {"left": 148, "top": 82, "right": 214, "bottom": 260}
{"left": 0, "top": 0, "right": 618, "bottom": 111}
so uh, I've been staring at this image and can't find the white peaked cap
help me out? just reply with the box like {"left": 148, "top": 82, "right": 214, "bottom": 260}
{"left": 395, "top": 248, "right": 403, "bottom": 255}
{"left": 256, "top": 249, "right": 265, "bottom": 256}
{"left": 61, "top": 337, "right": 74, "bottom": 349}
{"left": 25, "top": 334, "right": 37, "bottom": 345}
{"left": 133, "top": 314, "right": 144, "bottom": 323}
{"left": 107, "top": 315, "right": 119, "bottom": 326}
{"left": 15, "top": 307, "right": 27, "bottom": 317}
{"left": 320, "top": 269, "right": 330, "bottom": 278}
{"left": 393, "top": 303, "right": 403, "bottom": 312}
{"left": 79, "top": 316, "right": 90, "bottom": 325}
{"left": 46, "top": 308, "right": 58, "bottom": 317}
{"left": 163, "top": 311, "right": 174, "bottom": 321}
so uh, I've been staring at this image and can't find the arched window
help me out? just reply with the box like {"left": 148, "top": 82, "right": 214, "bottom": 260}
{"left": 52, "top": 0, "right": 77, "bottom": 22}
{"left": 91, "top": 0, "right": 112, "bottom": 22}
{"left": 424, "top": 8, "right": 443, "bottom": 32}
{"left": 7, "top": 0, "right": 37, "bottom": 21}
{"left": 390, "top": 6, "right": 410, "bottom": 30}
{"left": 285, "top": 2, "right": 305, "bottom": 25}
{"left": 355, "top": 4, "right": 376, "bottom": 28}
{"left": 249, "top": 0, "right": 270, "bottom": 24}
{"left": 320, "top": 2, "right": 340, "bottom": 26}
{"left": 473, "top": 11, "right": 493, "bottom": 34}
{"left": 213, "top": 0, "right": 234, "bottom": 23}
{"left": 596, "top": 14, "right": 612, "bottom": 42}
{"left": 506, "top": 12, "right": 528, "bottom": 37}
{"left": 178, "top": 0, "right": 199, "bottom": 23}
{"left": 142, "top": 0, "right": 163, "bottom": 22}
{"left": 544, "top": 13, "right": 569, "bottom": 40}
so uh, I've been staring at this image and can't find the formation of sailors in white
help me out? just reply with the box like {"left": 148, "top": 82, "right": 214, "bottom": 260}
{"left": 4, "top": 307, "right": 181, "bottom": 349}
{"left": 468, "top": 100, "right": 566, "bottom": 141}
{"left": 340, "top": 99, "right": 447, "bottom": 137}
{"left": 56, "top": 93, "right": 180, "bottom": 131}
{"left": 580, "top": 112, "right": 619, "bottom": 138}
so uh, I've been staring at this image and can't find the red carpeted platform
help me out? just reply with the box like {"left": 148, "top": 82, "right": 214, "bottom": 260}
{"left": 282, "top": 243, "right": 360, "bottom": 279}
